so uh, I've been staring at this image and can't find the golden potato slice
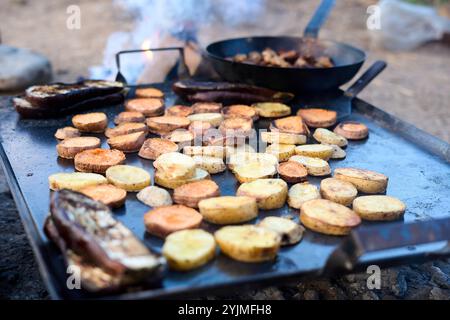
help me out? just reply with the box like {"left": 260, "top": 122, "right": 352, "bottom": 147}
{"left": 313, "top": 128, "right": 347, "bottom": 147}
{"left": 326, "top": 144, "right": 347, "bottom": 159}
{"left": 215, "top": 225, "right": 281, "bottom": 262}
{"left": 163, "top": 229, "right": 216, "bottom": 271}
{"left": 192, "top": 155, "right": 226, "bottom": 174}
{"left": 237, "top": 179, "right": 288, "bottom": 210}
{"left": 228, "top": 152, "right": 277, "bottom": 171}
{"left": 222, "top": 105, "right": 258, "bottom": 120}
{"left": 252, "top": 102, "right": 291, "bottom": 118}
{"left": 137, "top": 186, "right": 173, "bottom": 207}
{"left": 187, "top": 113, "right": 224, "bottom": 127}
{"left": 320, "top": 177, "right": 357, "bottom": 206}
{"left": 105, "top": 122, "right": 147, "bottom": 138}
{"left": 300, "top": 199, "right": 361, "bottom": 236}
{"left": 258, "top": 216, "right": 304, "bottom": 245}
{"left": 352, "top": 195, "right": 406, "bottom": 221}
{"left": 54, "top": 126, "right": 80, "bottom": 140}
{"left": 183, "top": 146, "right": 226, "bottom": 159}
{"left": 107, "top": 131, "right": 146, "bottom": 153}
{"left": 153, "top": 152, "right": 196, "bottom": 180}
{"left": 105, "top": 165, "right": 151, "bottom": 192}
{"left": 154, "top": 168, "right": 210, "bottom": 189}
{"left": 265, "top": 144, "right": 296, "bottom": 162}
{"left": 72, "top": 112, "right": 108, "bottom": 133}
{"left": 198, "top": 196, "right": 258, "bottom": 224}
{"left": 56, "top": 136, "right": 101, "bottom": 159}
{"left": 114, "top": 111, "right": 145, "bottom": 124}
{"left": 163, "top": 129, "right": 194, "bottom": 148}
{"left": 287, "top": 183, "right": 321, "bottom": 209}
{"left": 295, "top": 144, "right": 333, "bottom": 160}
{"left": 233, "top": 161, "right": 277, "bottom": 183}
{"left": 261, "top": 131, "right": 306, "bottom": 145}
{"left": 289, "top": 155, "right": 331, "bottom": 176}
{"left": 138, "top": 138, "right": 178, "bottom": 160}
{"left": 49, "top": 172, "right": 107, "bottom": 191}
{"left": 334, "top": 167, "right": 388, "bottom": 194}
{"left": 188, "top": 120, "right": 212, "bottom": 137}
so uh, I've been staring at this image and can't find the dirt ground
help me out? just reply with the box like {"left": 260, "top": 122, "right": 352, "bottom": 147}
{"left": 0, "top": 0, "right": 449, "bottom": 300}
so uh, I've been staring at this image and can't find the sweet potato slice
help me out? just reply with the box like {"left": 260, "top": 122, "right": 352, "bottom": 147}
{"left": 297, "top": 108, "right": 337, "bottom": 128}
{"left": 270, "top": 116, "right": 309, "bottom": 135}
{"left": 74, "top": 148, "right": 126, "bottom": 174}
{"left": 278, "top": 161, "right": 308, "bottom": 183}
{"left": 105, "top": 122, "right": 148, "bottom": 138}
{"left": 192, "top": 102, "right": 222, "bottom": 113}
{"left": 333, "top": 121, "right": 369, "bottom": 140}
{"left": 114, "top": 111, "right": 145, "bottom": 124}
{"left": 222, "top": 105, "right": 258, "bottom": 120}
{"left": 146, "top": 116, "right": 191, "bottom": 135}
{"left": 166, "top": 105, "right": 193, "bottom": 117}
{"left": 218, "top": 117, "right": 253, "bottom": 137}
{"left": 188, "top": 120, "right": 212, "bottom": 137}
{"left": 144, "top": 205, "right": 203, "bottom": 238}
{"left": 135, "top": 87, "right": 164, "bottom": 99}
{"left": 72, "top": 112, "right": 108, "bottom": 133}
{"left": 125, "top": 98, "right": 164, "bottom": 117}
{"left": 56, "top": 136, "right": 101, "bottom": 159}
{"left": 54, "top": 126, "right": 80, "bottom": 140}
{"left": 138, "top": 138, "right": 178, "bottom": 160}
{"left": 107, "top": 131, "right": 146, "bottom": 153}
{"left": 173, "top": 180, "right": 220, "bottom": 208}
{"left": 80, "top": 184, "right": 127, "bottom": 208}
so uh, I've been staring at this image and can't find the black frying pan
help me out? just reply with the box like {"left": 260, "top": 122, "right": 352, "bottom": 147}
{"left": 205, "top": 0, "right": 366, "bottom": 93}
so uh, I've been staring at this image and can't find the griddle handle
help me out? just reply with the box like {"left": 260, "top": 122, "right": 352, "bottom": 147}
{"left": 304, "top": 0, "right": 336, "bottom": 38}
{"left": 322, "top": 217, "right": 450, "bottom": 276}
{"left": 115, "top": 47, "right": 190, "bottom": 85}
{"left": 345, "top": 60, "right": 387, "bottom": 98}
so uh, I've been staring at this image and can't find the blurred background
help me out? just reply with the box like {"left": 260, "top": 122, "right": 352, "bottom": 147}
{"left": 0, "top": 0, "right": 449, "bottom": 300}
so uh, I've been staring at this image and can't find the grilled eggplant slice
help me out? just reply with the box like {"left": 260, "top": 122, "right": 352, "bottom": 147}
{"left": 47, "top": 190, "right": 165, "bottom": 291}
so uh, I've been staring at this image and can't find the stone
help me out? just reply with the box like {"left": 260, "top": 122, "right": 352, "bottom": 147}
{"left": 0, "top": 45, "right": 52, "bottom": 92}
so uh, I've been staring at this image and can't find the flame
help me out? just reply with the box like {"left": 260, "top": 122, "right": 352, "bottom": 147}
{"left": 141, "top": 39, "right": 154, "bottom": 60}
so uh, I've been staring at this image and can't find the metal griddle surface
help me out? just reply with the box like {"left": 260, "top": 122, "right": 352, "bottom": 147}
{"left": 0, "top": 83, "right": 449, "bottom": 299}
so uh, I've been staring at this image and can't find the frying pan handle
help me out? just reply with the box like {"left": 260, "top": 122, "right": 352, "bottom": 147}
{"left": 322, "top": 217, "right": 450, "bottom": 276}
{"left": 304, "top": 0, "right": 336, "bottom": 38}
{"left": 345, "top": 60, "right": 387, "bottom": 98}
{"left": 114, "top": 47, "right": 190, "bottom": 85}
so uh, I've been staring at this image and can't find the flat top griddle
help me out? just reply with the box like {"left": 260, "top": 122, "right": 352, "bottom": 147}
{"left": 0, "top": 83, "right": 449, "bottom": 300}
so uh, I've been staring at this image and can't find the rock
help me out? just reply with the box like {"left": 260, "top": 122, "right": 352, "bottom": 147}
{"left": 0, "top": 45, "right": 52, "bottom": 92}
{"left": 429, "top": 287, "right": 450, "bottom": 300}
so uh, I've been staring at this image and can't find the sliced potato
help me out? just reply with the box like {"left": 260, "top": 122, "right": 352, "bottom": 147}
{"left": 137, "top": 186, "right": 173, "bottom": 207}
{"left": 153, "top": 152, "right": 196, "bottom": 180}
{"left": 297, "top": 108, "right": 337, "bottom": 128}
{"left": 187, "top": 113, "right": 223, "bottom": 127}
{"left": 192, "top": 102, "right": 222, "bottom": 114}
{"left": 334, "top": 121, "right": 369, "bottom": 140}
{"left": 215, "top": 225, "right": 281, "bottom": 262}
{"left": 218, "top": 117, "right": 253, "bottom": 137}
{"left": 138, "top": 138, "right": 178, "bottom": 160}
{"left": 320, "top": 177, "right": 357, "bottom": 206}
{"left": 287, "top": 183, "right": 321, "bottom": 209}
{"left": 233, "top": 161, "right": 276, "bottom": 183}
{"left": 72, "top": 112, "right": 108, "bottom": 133}
{"left": 163, "top": 229, "right": 216, "bottom": 271}
{"left": 188, "top": 120, "right": 212, "bottom": 137}
{"left": 54, "top": 126, "right": 80, "bottom": 140}
{"left": 252, "top": 102, "right": 291, "bottom": 118}
{"left": 334, "top": 167, "right": 388, "bottom": 194}
{"left": 352, "top": 195, "right": 406, "bottom": 221}
{"left": 135, "top": 87, "right": 164, "bottom": 99}
{"left": 114, "top": 111, "right": 145, "bottom": 125}
{"left": 49, "top": 172, "right": 107, "bottom": 191}
{"left": 105, "top": 165, "right": 151, "bottom": 192}
{"left": 289, "top": 155, "right": 331, "bottom": 176}
{"left": 163, "top": 129, "right": 194, "bottom": 148}
{"left": 261, "top": 131, "right": 306, "bottom": 145}
{"left": 125, "top": 98, "right": 164, "bottom": 117}
{"left": 173, "top": 180, "right": 220, "bottom": 208}
{"left": 79, "top": 184, "right": 127, "bottom": 208}
{"left": 192, "top": 155, "right": 226, "bottom": 174}
{"left": 105, "top": 122, "right": 147, "bottom": 138}
{"left": 222, "top": 105, "right": 258, "bottom": 120}
{"left": 258, "top": 216, "right": 304, "bottom": 245}
{"left": 183, "top": 146, "right": 226, "bottom": 159}
{"left": 165, "top": 105, "right": 193, "bottom": 117}
{"left": 154, "top": 168, "right": 210, "bottom": 189}
{"left": 300, "top": 199, "right": 361, "bottom": 236}
{"left": 228, "top": 152, "right": 277, "bottom": 171}
{"left": 198, "top": 196, "right": 258, "bottom": 224}
{"left": 270, "top": 116, "right": 309, "bottom": 135}
{"left": 277, "top": 161, "right": 308, "bottom": 183}
{"left": 236, "top": 179, "right": 288, "bottom": 210}
{"left": 326, "top": 144, "right": 346, "bottom": 159}
{"left": 295, "top": 144, "right": 333, "bottom": 160}
{"left": 225, "top": 144, "right": 256, "bottom": 157}
{"left": 56, "top": 136, "right": 101, "bottom": 159}
{"left": 146, "top": 116, "right": 190, "bottom": 135}
{"left": 265, "top": 144, "right": 295, "bottom": 162}
{"left": 107, "top": 131, "right": 146, "bottom": 153}
{"left": 74, "top": 148, "right": 126, "bottom": 174}
{"left": 313, "top": 128, "right": 347, "bottom": 147}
